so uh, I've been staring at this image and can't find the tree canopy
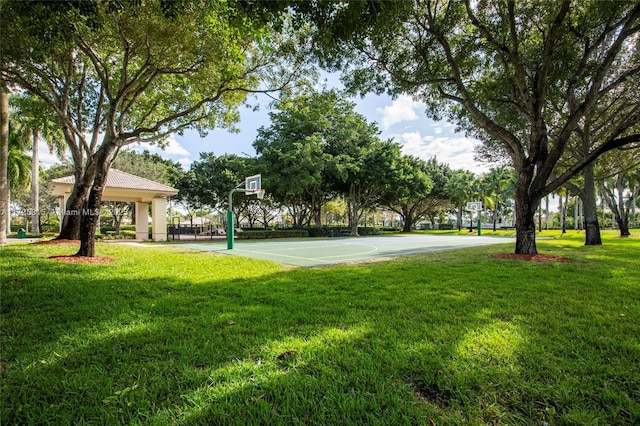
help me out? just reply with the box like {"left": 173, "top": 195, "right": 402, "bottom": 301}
{"left": 1, "top": 0, "right": 307, "bottom": 255}
{"left": 301, "top": 0, "right": 640, "bottom": 254}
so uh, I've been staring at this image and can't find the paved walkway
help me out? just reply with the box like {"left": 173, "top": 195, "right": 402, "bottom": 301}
{"left": 3, "top": 238, "right": 42, "bottom": 244}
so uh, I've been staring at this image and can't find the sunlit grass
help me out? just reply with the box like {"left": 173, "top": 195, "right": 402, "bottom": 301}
{"left": 1, "top": 233, "right": 639, "bottom": 424}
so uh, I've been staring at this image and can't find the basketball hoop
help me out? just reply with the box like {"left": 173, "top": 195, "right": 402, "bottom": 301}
{"left": 466, "top": 201, "right": 482, "bottom": 212}
{"left": 227, "top": 174, "right": 264, "bottom": 250}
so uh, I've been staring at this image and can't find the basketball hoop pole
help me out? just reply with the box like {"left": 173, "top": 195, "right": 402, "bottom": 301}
{"left": 227, "top": 175, "right": 263, "bottom": 250}
{"left": 227, "top": 188, "right": 247, "bottom": 250}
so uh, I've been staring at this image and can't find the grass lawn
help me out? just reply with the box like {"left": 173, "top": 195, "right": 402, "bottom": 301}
{"left": 1, "top": 231, "right": 639, "bottom": 425}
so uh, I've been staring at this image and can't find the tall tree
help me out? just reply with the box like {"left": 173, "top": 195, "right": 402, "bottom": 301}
{"left": 305, "top": 0, "right": 640, "bottom": 254}
{"left": 254, "top": 90, "right": 384, "bottom": 231}
{"left": 0, "top": 84, "right": 8, "bottom": 244}
{"left": 338, "top": 139, "right": 402, "bottom": 236}
{"left": 179, "top": 153, "right": 255, "bottom": 227}
{"left": 445, "top": 170, "right": 478, "bottom": 232}
{"left": 5, "top": 113, "right": 33, "bottom": 231}
{"left": 9, "top": 94, "right": 65, "bottom": 234}
{"left": 479, "top": 167, "right": 516, "bottom": 232}
{"left": 381, "top": 155, "right": 438, "bottom": 233}
{"left": 599, "top": 169, "right": 640, "bottom": 236}
{"left": 1, "top": 0, "right": 305, "bottom": 256}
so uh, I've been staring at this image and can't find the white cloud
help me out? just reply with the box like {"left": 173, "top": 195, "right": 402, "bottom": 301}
{"left": 38, "top": 142, "right": 67, "bottom": 169}
{"left": 377, "top": 95, "right": 421, "bottom": 129}
{"left": 137, "top": 135, "right": 191, "bottom": 158}
{"left": 399, "top": 131, "right": 489, "bottom": 173}
{"left": 159, "top": 136, "right": 191, "bottom": 157}
{"left": 177, "top": 157, "right": 193, "bottom": 168}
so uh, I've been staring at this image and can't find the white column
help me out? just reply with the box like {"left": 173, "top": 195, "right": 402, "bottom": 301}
{"left": 135, "top": 202, "right": 149, "bottom": 241}
{"left": 59, "top": 193, "right": 70, "bottom": 232}
{"left": 151, "top": 198, "right": 167, "bottom": 241}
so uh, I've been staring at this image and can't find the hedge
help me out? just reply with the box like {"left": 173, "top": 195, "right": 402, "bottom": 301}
{"left": 301, "top": 226, "right": 381, "bottom": 237}
{"left": 99, "top": 225, "right": 137, "bottom": 233}
{"left": 380, "top": 226, "right": 403, "bottom": 232}
{"left": 235, "top": 229, "right": 309, "bottom": 240}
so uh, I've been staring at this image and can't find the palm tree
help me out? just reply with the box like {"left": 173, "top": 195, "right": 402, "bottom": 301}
{"left": 480, "top": 167, "right": 515, "bottom": 231}
{"left": 0, "top": 85, "right": 8, "bottom": 245}
{"left": 6, "top": 120, "right": 32, "bottom": 231}
{"left": 10, "top": 94, "right": 65, "bottom": 233}
{"left": 555, "top": 186, "right": 570, "bottom": 234}
{"left": 445, "top": 170, "right": 477, "bottom": 231}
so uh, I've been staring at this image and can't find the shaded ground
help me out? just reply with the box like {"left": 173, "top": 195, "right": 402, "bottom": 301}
{"left": 492, "top": 253, "right": 573, "bottom": 263}
{"left": 47, "top": 255, "right": 116, "bottom": 264}
{"left": 34, "top": 239, "right": 80, "bottom": 245}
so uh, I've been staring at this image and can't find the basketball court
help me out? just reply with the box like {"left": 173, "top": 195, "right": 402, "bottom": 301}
{"left": 171, "top": 234, "right": 514, "bottom": 267}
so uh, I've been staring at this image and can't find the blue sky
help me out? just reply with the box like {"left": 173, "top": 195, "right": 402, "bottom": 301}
{"left": 37, "top": 85, "right": 489, "bottom": 175}
{"left": 139, "top": 91, "right": 490, "bottom": 175}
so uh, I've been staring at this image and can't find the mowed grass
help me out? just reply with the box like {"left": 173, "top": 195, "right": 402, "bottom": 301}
{"left": 1, "top": 232, "right": 639, "bottom": 425}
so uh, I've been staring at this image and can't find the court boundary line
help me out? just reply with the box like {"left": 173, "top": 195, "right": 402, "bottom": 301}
{"left": 173, "top": 235, "right": 515, "bottom": 266}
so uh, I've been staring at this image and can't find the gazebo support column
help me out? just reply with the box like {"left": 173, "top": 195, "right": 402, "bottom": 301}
{"left": 58, "top": 193, "right": 69, "bottom": 232}
{"left": 135, "top": 202, "right": 149, "bottom": 241}
{"left": 151, "top": 197, "right": 167, "bottom": 242}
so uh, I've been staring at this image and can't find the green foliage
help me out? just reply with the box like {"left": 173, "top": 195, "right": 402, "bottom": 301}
{"left": 235, "top": 229, "right": 309, "bottom": 240}
{"left": 1, "top": 0, "right": 308, "bottom": 253}
{"left": 112, "top": 150, "right": 178, "bottom": 186}
{"left": 177, "top": 153, "right": 257, "bottom": 212}
{"left": 253, "top": 89, "right": 411, "bottom": 230}
{"left": 301, "top": 0, "right": 640, "bottom": 253}
{"left": 381, "top": 156, "right": 452, "bottom": 232}
{"left": 1, "top": 233, "right": 638, "bottom": 424}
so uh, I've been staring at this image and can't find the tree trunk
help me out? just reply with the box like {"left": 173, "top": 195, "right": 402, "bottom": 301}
{"left": 348, "top": 184, "right": 360, "bottom": 236}
{"left": 456, "top": 206, "right": 463, "bottom": 231}
{"left": 617, "top": 213, "right": 631, "bottom": 236}
{"left": 558, "top": 191, "right": 568, "bottom": 234}
{"left": 616, "top": 178, "right": 631, "bottom": 237}
{"left": 76, "top": 143, "right": 117, "bottom": 257}
{"left": 402, "top": 206, "right": 412, "bottom": 233}
{"left": 31, "top": 130, "right": 40, "bottom": 234}
{"left": 545, "top": 195, "right": 550, "bottom": 230}
{"left": 0, "top": 85, "right": 8, "bottom": 246}
{"left": 537, "top": 200, "right": 542, "bottom": 232}
{"left": 58, "top": 160, "right": 92, "bottom": 240}
{"left": 582, "top": 164, "right": 602, "bottom": 245}
{"left": 58, "top": 176, "right": 88, "bottom": 240}
{"left": 312, "top": 191, "right": 322, "bottom": 227}
{"left": 114, "top": 209, "right": 122, "bottom": 236}
{"left": 492, "top": 209, "right": 497, "bottom": 232}
{"left": 514, "top": 180, "right": 539, "bottom": 255}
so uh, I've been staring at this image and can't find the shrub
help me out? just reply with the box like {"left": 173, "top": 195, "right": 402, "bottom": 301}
{"left": 380, "top": 226, "right": 402, "bottom": 232}
{"left": 305, "top": 227, "right": 330, "bottom": 237}
{"left": 236, "top": 230, "right": 309, "bottom": 240}
{"left": 357, "top": 227, "right": 380, "bottom": 236}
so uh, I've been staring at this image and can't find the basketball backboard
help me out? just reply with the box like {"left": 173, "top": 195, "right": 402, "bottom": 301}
{"left": 245, "top": 174, "right": 261, "bottom": 193}
{"left": 466, "top": 201, "right": 482, "bottom": 211}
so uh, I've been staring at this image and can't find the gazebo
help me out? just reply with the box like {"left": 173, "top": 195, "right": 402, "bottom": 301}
{"left": 48, "top": 169, "right": 179, "bottom": 241}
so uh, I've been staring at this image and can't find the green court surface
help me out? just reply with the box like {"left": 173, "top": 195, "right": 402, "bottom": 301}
{"left": 172, "top": 234, "right": 515, "bottom": 267}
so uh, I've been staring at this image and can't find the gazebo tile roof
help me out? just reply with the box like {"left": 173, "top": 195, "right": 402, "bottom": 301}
{"left": 51, "top": 169, "right": 177, "bottom": 194}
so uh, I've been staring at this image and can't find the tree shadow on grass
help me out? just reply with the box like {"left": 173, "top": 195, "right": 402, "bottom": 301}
{"left": 1, "top": 244, "right": 639, "bottom": 424}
